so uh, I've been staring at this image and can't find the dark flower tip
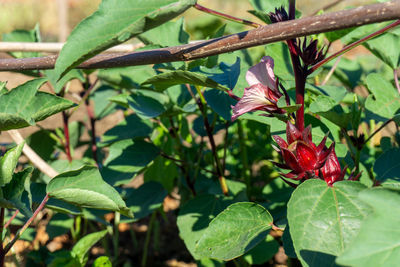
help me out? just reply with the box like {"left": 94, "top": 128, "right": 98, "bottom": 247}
{"left": 294, "top": 38, "right": 327, "bottom": 68}
{"left": 269, "top": 6, "right": 289, "bottom": 23}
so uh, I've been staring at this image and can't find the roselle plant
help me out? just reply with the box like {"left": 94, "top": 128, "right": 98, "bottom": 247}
{"left": 0, "top": 0, "right": 400, "bottom": 266}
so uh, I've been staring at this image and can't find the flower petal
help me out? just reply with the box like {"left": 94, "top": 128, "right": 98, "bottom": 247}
{"left": 231, "top": 84, "right": 272, "bottom": 121}
{"left": 321, "top": 149, "right": 343, "bottom": 185}
{"left": 281, "top": 147, "right": 303, "bottom": 173}
{"left": 286, "top": 122, "right": 302, "bottom": 144}
{"left": 295, "top": 141, "right": 318, "bottom": 171}
{"left": 273, "top": 135, "right": 288, "bottom": 149}
{"left": 246, "top": 56, "right": 276, "bottom": 89}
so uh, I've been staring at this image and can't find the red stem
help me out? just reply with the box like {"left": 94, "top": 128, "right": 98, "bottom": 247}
{"left": 311, "top": 19, "right": 400, "bottom": 72}
{"left": 85, "top": 100, "right": 99, "bottom": 167}
{"left": 194, "top": 3, "right": 261, "bottom": 28}
{"left": 287, "top": 39, "right": 306, "bottom": 131}
{"left": 4, "top": 194, "right": 50, "bottom": 254}
{"left": 289, "top": 0, "right": 296, "bottom": 20}
{"left": 62, "top": 111, "right": 72, "bottom": 162}
{"left": 4, "top": 210, "right": 19, "bottom": 229}
{"left": 0, "top": 208, "right": 5, "bottom": 267}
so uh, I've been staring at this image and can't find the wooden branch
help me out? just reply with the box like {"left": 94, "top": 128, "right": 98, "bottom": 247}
{"left": 7, "top": 130, "right": 59, "bottom": 178}
{"left": 0, "top": 42, "right": 144, "bottom": 53}
{"left": 0, "top": 1, "right": 399, "bottom": 71}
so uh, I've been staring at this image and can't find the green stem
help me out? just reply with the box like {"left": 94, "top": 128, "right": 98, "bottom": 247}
{"left": 364, "top": 119, "right": 393, "bottom": 146}
{"left": 113, "top": 212, "right": 120, "bottom": 261}
{"left": 311, "top": 20, "right": 400, "bottom": 73}
{"left": 141, "top": 211, "right": 157, "bottom": 267}
{"left": 168, "top": 117, "right": 196, "bottom": 196}
{"left": 194, "top": 3, "right": 261, "bottom": 28}
{"left": 187, "top": 84, "right": 228, "bottom": 195}
{"left": 237, "top": 121, "right": 251, "bottom": 197}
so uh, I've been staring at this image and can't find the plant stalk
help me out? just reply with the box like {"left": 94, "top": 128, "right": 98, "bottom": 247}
{"left": 191, "top": 85, "right": 228, "bottom": 195}
{"left": 4, "top": 210, "right": 19, "bottom": 229}
{"left": 113, "top": 212, "right": 120, "bottom": 262}
{"left": 62, "top": 111, "right": 72, "bottom": 162}
{"left": 311, "top": 19, "right": 400, "bottom": 72}
{"left": 194, "top": 3, "right": 261, "bottom": 28}
{"left": 0, "top": 208, "right": 5, "bottom": 267}
{"left": 141, "top": 211, "right": 156, "bottom": 267}
{"left": 4, "top": 194, "right": 50, "bottom": 254}
{"left": 237, "top": 121, "right": 251, "bottom": 197}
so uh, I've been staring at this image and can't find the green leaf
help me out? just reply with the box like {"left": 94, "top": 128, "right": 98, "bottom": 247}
{"left": 0, "top": 167, "right": 33, "bottom": 217}
{"left": 243, "top": 235, "right": 279, "bottom": 265}
{"left": 249, "top": 0, "right": 288, "bottom": 14}
{"left": 374, "top": 148, "right": 400, "bottom": 182}
{"left": 143, "top": 156, "right": 178, "bottom": 192}
{"left": 46, "top": 213, "right": 74, "bottom": 240}
{"left": 336, "top": 188, "right": 400, "bottom": 267}
{"left": 97, "top": 65, "right": 157, "bottom": 89}
{"left": 177, "top": 195, "right": 233, "bottom": 259}
{"left": 363, "top": 32, "right": 400, "bottom": 69}
{"left": 309, "top": 95, "right": 337, "bottom": 113}
{"left": 201, "top": 58, "right": 241, "bottom": 120}
{"left": 44, "top": 69, "right": 85, "bottom": 94}
{"left": 127, "top": 90, "right": 169, "bottom": 119}
{"left": 393, "top": 113, "right": 400, "bottom": 126}
{"left": 0, "top": 78, "right": 76, "bottom": 131}
{"left": 123, "top": 181, "right": 167, "bottom": 221}
{"left": 46, "top": 166, "right": 132, "bottom": 218}
{"left": 0, "top": 142, "right": 24, "bottom": 186}
{"left": 287, "top": 179, "right": 371, "bottom": 267}
{"left": 2, "top": 25, "right": 41, "bottom": 58}
{"left": 31, "top": 182, "right": 82, "bottom": 215}
{"left": 195, "top": 202, "right": 273, "bottom": 261}
{"left": 365, "top": 73, "right": 400, "bottom": 120}
{"left": 54, "top": 0, "right": 196, "bottom": 79}
{"left": 138, "top": 17, "right": 189, "bottom": 47}
{"left": 277, "top": 96, "right": 301, "bottom": 113}
{"left": 101, "top": 114, "right": 153, "bottom": 145}
{"left": 26, "top": 130, "right": 57, "bottom": 162}
{"left": 93, "top": 256, "right": 112, "bottom": 267}
{"left": 72, "top": 230, "right": 108, "bottom": 266}
{"left": 103, "top": 139, "right": 159, "bottom": 173}
{"left": 142, "top": 70, "right": 229, "bottom": 91}
{"left": 102, "top": 139, "right": 159, "bottom": 185}
{"left": 91, "top": 85, "right": 118, "bottom": 120}
{"left": 0, "top": 82, "right": 7, "bottom": 96}
{"left": 204, "top": 89, "right": 235, "bottom": 121}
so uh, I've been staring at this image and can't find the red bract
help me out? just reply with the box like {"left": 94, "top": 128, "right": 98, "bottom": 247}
{"left": 321, "top": 149, "right": 346, "bottom": 186}
{"left": 273, "top": 122, "right": 332, "bottom": 180}
{"left": 231, "top": 56, "right": 286, "bottom": 121}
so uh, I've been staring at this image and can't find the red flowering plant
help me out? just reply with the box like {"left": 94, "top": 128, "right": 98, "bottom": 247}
{"left": 229, "top": 6, "right": 355, "bottom": 187}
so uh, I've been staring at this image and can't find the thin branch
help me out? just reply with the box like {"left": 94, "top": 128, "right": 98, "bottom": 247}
{"left": 7, "top": 130, "right": 59, "bottom": 178}
{"left": 363, "top": 119, "right": 394, "bottom": 146}
{"left": 311, "top": 0, "right": 343, "bottom": 16}
{"left": 0, "top": 1, "right": 399, "bottom": 71}
{"left": 311, "top": 19, "right": 400, "bottom": 72}
{"left": 194, "top": 3, "right": 261, "bottom": 28}
{"left": 4, "top": 210, "right": 19, "bottom": 229}
{"left": 4, "top": 194, "right": 50, "bottom": 254}
{"left": 321, "top": 56, "right": 342, "bottom": 85}
{"left": 0, "top": 42, "right": 144, "bottom": 53}
{"left": 62, "top": 111, "right": 72, "bottom": 162}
